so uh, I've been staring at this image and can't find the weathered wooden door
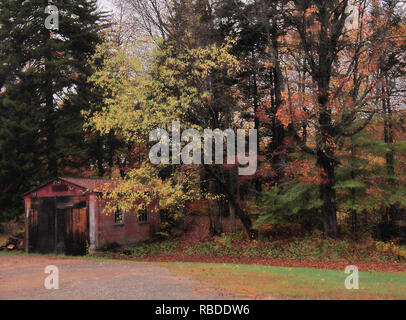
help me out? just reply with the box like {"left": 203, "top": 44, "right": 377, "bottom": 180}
{"left": 64, "top": 205, "right": 89, "bottom": 256}
{"left": 30, "top": 198, "right": 56, "bottom": 254}
{"left": 28, "top": 208, "right": 38, "bottom": 253}
{"left": 55, "top": 209, "right": 66, "bottom": 255}
{"left": 30, "top": 197, "right": 88, "bottom": 255}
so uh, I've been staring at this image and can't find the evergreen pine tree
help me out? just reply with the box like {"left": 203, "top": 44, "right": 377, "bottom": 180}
{"left": 0, "top": 0, "right": 107, "bottom": 220}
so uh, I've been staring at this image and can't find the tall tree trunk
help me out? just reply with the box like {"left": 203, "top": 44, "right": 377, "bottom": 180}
{"left": 318, "top": 74, "right": 338, "bottom": 238}
{"left": 227, "top": 166, "right": 238, "bottom": 233}
{"left": 229, "top": 200, "right": 236, "bottom": 233}
{"left": 95, "top": 135, "right": 105, "bottom": 177}
{"left": 383, "top": 83, "right": 398, "bottom": 228}
{"left": 268, "top": 20, "right": 286, "bottom": 183}
{"left": 205, "top": 165, "right": 253, "bottom": 236}
{"left": 350, "top": 136, "right": 358, "bottom": 235}
{"left": 45, "top": 73, "right": 57, "bottom": 178}
{"left": 252, "top": 71, "right": 262, "bottom": 193}
{"left": 213, "top": 198, "right": 223, "bottom": 236}
{"left": 208, "top": 196, "right": 214, "bottom": 235}
{"left": 210, "top": 180, "right": 223, "bottom": 236}
{"left": 319, "top": 154, "right": 338, "bottom": 238}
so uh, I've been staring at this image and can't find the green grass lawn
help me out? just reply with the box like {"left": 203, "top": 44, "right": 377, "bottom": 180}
{"left": 1, "top": 251, "right": 405, "bottom": 300}
{"left": 159, "top": 262, "right": 406, "bottom": 300}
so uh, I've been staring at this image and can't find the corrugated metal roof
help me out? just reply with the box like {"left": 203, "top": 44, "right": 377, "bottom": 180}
{"left": 60, "top": 177, "right": 121, "bottom": 193}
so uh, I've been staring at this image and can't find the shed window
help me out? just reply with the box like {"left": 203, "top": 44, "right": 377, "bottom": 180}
{"left": 114, "top": 210, "right": 124, "bottom": 224}
{"left": 138, "top": 210, "right": 148, "bottom": 223}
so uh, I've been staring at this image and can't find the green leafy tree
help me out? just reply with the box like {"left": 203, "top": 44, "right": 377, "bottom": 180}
{"left": 0, "top": 0, "right": 106, "bottom": 220}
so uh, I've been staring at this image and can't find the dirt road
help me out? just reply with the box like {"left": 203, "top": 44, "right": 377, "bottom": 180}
{"left": 0, "top": 255, "right": 230, "bottom": 300}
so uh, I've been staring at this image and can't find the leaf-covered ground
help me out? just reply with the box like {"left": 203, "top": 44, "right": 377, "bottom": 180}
{"left": 160, "top": 262, "right": 406, "bottom": 300}
{"left": 2, "top": 252, "right": 404, "bottom": 300}
{"left": 94, "top": 234, "right": 406, "bottom": 273}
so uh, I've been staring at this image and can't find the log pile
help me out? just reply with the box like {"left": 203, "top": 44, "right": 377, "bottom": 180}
{"left": 1, "top": 234, "right": 24, "bottom": 251}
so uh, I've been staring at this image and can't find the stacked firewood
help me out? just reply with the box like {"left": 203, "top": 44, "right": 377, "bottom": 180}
{"left": 1, "top": 234, "right": 24, "bottom": 251}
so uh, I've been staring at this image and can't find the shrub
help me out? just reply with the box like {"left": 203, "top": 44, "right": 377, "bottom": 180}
{"left": 376, "top": 241, "right": 406, "bottom": 262}
{"left": 127, "top": 240, "right": 178, "bottom": 258}
{"left": 111, "top": 232, "right": 406, "bottom": 264}
{"left": 156, "top": 209, "right": 186, "bottom": 239}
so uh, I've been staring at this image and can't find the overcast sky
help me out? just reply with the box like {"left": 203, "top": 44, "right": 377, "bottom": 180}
{"left": 97, "top": 0, "right": 116, "bottom": 13}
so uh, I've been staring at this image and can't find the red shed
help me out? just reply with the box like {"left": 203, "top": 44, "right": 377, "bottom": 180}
{"left": 23, "top": 177, "right": 160, "bottom": 255}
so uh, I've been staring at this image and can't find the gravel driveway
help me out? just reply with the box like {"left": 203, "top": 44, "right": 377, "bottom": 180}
{"left": 0, "top": 255, "right": 230, "bottom": 300}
